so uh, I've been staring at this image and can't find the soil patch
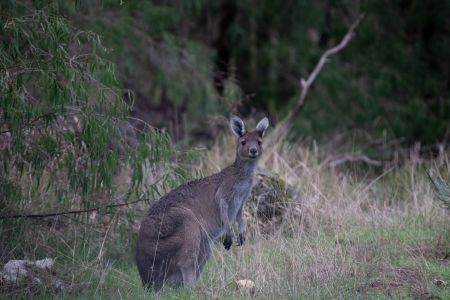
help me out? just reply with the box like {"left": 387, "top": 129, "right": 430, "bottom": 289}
{"left": 369, "top": 265, "right": 435, "bottom": 299}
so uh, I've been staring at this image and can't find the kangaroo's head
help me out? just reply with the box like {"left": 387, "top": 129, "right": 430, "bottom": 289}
{"left": 230, "top": 116, "right": 269, "bottom": 160}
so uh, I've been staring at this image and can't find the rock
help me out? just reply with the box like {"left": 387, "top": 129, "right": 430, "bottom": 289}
{"left": 0, "top": 258, "right": 70, "bottom": 293}
{"left": 236, "top": 279, "right": 255, "bottom": 295}
{"left": 34, "top": 258, "right": 55, "bottom": 269}
{"left": 0, "top": 259, "right": 54, "bottom": 282}
{"left": 0, "top": 260, "right": 30, "bottom": 282}
{"left": 433, "top": 279, "right": 448, "bottom": 288}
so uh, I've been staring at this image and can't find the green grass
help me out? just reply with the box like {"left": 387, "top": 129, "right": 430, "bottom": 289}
{"left": 6, "top": 214, "right": 446, "bottom": 300}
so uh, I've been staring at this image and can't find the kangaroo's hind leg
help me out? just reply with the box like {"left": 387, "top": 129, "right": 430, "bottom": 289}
{"left": 164, "top": 269, "right": 183, "bottom": 288}
{"left": 176, "top": 217, "right": 203, "bottom": 288}
{"left": 179, "top": 264, "right": 197, "bottom": 288}
{"left": 196, "top": 238, "right": 212, "bottom": 279}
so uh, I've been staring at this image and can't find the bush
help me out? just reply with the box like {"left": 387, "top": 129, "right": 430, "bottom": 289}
{"left": 0, "top": 2, "right": 175, "bottom": 228}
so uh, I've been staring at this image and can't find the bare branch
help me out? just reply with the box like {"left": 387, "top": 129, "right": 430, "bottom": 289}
{"left": 0, "top": 197, "right": 148, "bottom": 220}
{"left": 272, "top": 14, "right": 365, "bottom": 143}
{"left": 327, "top": 153, "right": 383, "bottom": 168}
{"left": 0, "top": 172, "right": 169, "bottom": 220}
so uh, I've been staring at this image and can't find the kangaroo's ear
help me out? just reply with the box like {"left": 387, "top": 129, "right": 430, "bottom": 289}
{"left": 230, "top": 115, "right": 246, "bottom": 137}
{"left": 255, "top": 117, "right": 269, "bottom": 137}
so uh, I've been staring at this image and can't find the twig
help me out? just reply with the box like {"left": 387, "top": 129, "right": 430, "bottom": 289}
{"left": 1, "top": 172, "right": 168, "bottom": 220}
{"left": 427, "top": 170, "right": 450, "bottom": 210}
{"left": 272, "top": 14, "right": 365, "bottom": 144}
{"left": 327, "top": 153, "right": 383, "bottom": 168}
{"left": 0, "top": 197, "right": 150, "bottom": 220}
{"left": 0, "top": 111, "right": 58, "bottom": 134}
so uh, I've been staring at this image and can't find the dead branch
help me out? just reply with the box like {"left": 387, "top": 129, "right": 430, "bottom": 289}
{"left": 327, "top": 153, "right": 383, "bottom": 168}
{"left": 427, "top": 171, "right": 450, "bottom": 210}
{"left": 0, "top": 171, "right": 169, "bottom": 220}
{"left": 272, "top": 14, "right": 364, "bottom": 144}
{"left": 0, "top": 197, "right": 148, "bottom": 220}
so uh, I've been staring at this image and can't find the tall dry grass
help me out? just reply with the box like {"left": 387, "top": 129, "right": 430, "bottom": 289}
{"left": 191, "top": 134, "right": 449, "bottom": 299}
{"left": 1, "top": 134, "right": 448, "bottom": 299}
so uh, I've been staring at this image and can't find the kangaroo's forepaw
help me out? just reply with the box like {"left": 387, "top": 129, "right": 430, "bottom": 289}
{"left": 223, "top": 234, "right": 232, "bottom": 250}
{"left": 238, "top": 232, "right": 246, "bottom": 246}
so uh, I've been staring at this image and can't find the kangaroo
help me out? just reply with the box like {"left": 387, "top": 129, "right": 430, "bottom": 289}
{"left": 135, "top": 116, "right": 269, "bottom": 291}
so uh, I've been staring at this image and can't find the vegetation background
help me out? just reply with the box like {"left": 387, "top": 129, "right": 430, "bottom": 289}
{"left": 0, "top": 0, "right": 449, "bottom": 299}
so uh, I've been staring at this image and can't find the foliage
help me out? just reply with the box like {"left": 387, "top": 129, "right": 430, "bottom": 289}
{"left": 63, "top": 0, "right": 450, "bottom": 144}
{"left": 227, "top": 0, "right": 450, "bottom": 143}
{"left": 0, "top": 1, "right": 176, "bottom": 217}
{"left": 428, "top": 171, "right": 450, "bottom": 209}
{"left": 63, "top": 0, "right": 237, "bottom": 135}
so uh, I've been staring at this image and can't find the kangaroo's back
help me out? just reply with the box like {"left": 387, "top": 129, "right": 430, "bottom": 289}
{"left": 135, "top": 116, "right": 269, "bottom": 291}
{"left": 135, "top": 172, "right": 222, "bottom": 290}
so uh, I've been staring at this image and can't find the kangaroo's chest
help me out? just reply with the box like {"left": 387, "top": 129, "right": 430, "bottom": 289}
{"left": 227, "top": 179, "right": 253, "bottom": 222}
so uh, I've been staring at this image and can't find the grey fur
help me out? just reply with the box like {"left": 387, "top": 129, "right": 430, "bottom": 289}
{"left": 230, "top": 115, "right": 246, "bottom": 137}
{"left": 255, "top": 117, "right": 269, "bottom": 137}
{"left": 135, "top": 116, "right": 269, "bottom": 291}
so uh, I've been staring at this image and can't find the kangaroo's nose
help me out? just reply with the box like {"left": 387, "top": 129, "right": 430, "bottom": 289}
{"left": 249, "top": 147, "right": 258, "bottom": 155}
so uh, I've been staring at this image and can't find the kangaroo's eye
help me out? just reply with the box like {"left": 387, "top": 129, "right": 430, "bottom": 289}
{"left": 241, "top": 140, "right": 246, "bottom": 146}
{"left": 258, "top": 140, "right": 262, "bottom": 146}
